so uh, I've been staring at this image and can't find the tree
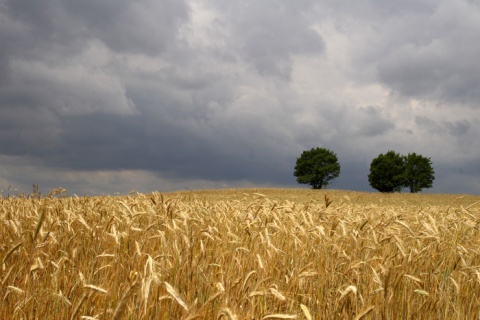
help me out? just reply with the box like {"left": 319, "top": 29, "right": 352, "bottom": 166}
{"left": 368, "top": 150, "right": 406, "bottom": 192}
{"left": 294, "top": 147, "right": 341, "bottom": 189}
{"left": 404, "top": 152, "right": 435, "bottom": 193}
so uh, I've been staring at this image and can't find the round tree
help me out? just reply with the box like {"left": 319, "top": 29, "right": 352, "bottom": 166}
{"left": 294, "top": 147, "right": 341, "bottom": 189}
{"left": 404, "top": 152, "right": 435, "bottom": 193}
{"left": 368, "top": 150, "right": 406, "bottom": 192}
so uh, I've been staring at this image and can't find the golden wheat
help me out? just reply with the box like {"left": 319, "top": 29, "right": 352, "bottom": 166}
{"left": 1, "top": 188, "right": 480, "bottom": 319}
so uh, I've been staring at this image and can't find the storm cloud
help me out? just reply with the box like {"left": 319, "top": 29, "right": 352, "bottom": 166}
{"left": 1, "top": 0, "right": 480, "bottom": 195}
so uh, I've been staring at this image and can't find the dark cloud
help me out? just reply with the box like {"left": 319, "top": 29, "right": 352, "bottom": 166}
{"left": 1, "top": 0, "right": 189, "bottom": 56}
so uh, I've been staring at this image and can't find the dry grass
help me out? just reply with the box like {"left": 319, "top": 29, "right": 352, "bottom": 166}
{"left": 1, "top": 188, "right": 480, "bottom": 319}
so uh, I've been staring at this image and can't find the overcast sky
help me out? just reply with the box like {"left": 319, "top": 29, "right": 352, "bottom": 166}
{"left": 1, "top": 0, "right": 480, "bottom": 195}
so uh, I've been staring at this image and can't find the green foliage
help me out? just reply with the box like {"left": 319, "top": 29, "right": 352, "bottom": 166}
{"left": 368, "top": 150, "right": 406, "bottom": 192}
{"left": 404, "top": 153, "right": 435, "bottom": 193}
{"left": 294, "top": 147, "right": 341, "bottom": 189}
{"left": 368, "top": 151, "right": 435, "bottom": 193}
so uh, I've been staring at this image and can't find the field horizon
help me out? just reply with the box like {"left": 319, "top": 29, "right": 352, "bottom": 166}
{"left": 160, "top": 187, "right": 480, "bottom": 206}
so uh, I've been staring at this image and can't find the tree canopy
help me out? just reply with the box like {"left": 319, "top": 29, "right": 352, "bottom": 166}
{"left": 404, "top": 152, "right": 435, "bottom": 193}
{"left": 368, "top": 150, "right": 406, "bottom": 192}
{"left": 368, "top": 150, "right": 435, "bottom": 193}
{"left": 294, "top": 147, "right": 341, "bottom": 189}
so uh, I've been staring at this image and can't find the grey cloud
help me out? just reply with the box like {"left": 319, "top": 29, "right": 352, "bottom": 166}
{"left": 318, "top": 1, "right": 480, "bottom": 108}
{"left": 349, "top": 106, "right": 395, "bottom": 137}
{"left": 7, "top": 59, "right": 136, "bottom": 115}
{"left": 2, "top": 0, "right": 76, "bottom": 46}
{"left": 1, "top": 0, "right": 480, "bottom": 195}
{"left": 0, "top": 0, "right": 89, "bottom": 65}
{"left": 0, "top": 105, "right": 61, "bottom": 156}
{"left": 323, "top": 0, "right": 437, "bottom": 18}
{"left": 374, "top": 1, "right": 480, "bottom": 107}
{"left": 445, "top": 120, "right": 470, "bottom": 137}
{"left": 0, "top": 0, "right": 190, "bottom": 120}
{"left": 211, "top": 0, "right": 324, "bottom": 78}
{"left": 158, "top": 66, "right": 219, "bottom": 91}
{"left": 58, "top": 111, "right": 293, "bottom": 185}
{"left": 378, "top": 46, "right": 480, "bottom": 106}
{"left": 334, "top": 158, "right": 372, "bottom": 191}
{"left": 415, "top": 116, "right": 471, "bottom": 137}
{"left": 0, "top": 55, "right": 136, "bottom": 158}
{"left": 4, "top": 70, "right": 295, "bottom": 186}
{"left": 425, "top": 160, "right": 480, "bottom": 194}
{"left": 63, "top": 0, "right": 189, "bottom": 55}
{"left": 1, "top": 0, "right": 189, "bottom": 57}
{"left": 415, "top": 116, "right": 440, "bottom": 134}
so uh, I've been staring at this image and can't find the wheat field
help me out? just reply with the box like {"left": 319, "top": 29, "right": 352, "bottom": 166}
{"left": 1, "top": 188, "right": 480, "bottom": 319}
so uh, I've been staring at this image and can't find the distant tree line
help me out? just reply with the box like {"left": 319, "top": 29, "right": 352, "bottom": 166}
{"left": 294, "top": 147, "right": 435, "bottom": 193}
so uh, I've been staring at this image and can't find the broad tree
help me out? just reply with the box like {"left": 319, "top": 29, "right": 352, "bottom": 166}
{"left": 294, "top": 147, "right": 341, "bottom": 189}
{"left": 368, "top": 150, "right": 406, "bottom": 192}
{"left": 404, "top": 152, "right": 435, "bottom": 193}
{"left": 368, "top": 150, "right": 435, "bottom": 193}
